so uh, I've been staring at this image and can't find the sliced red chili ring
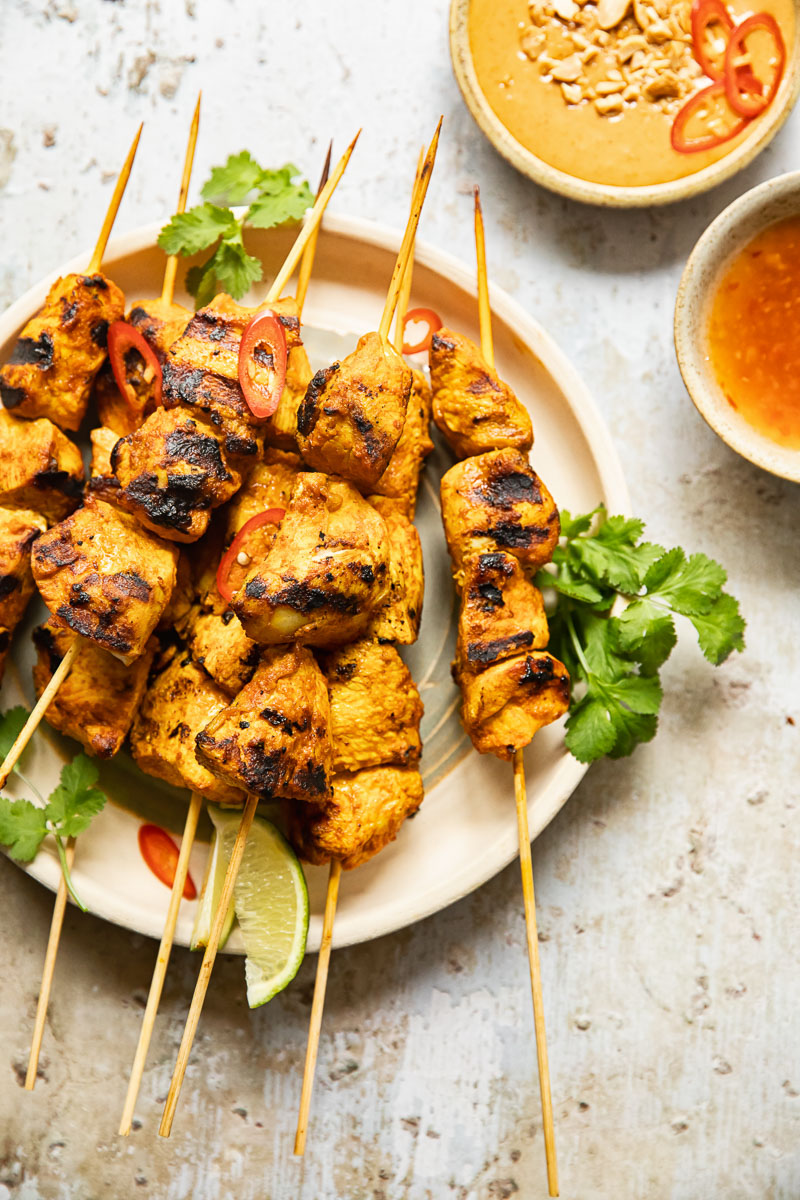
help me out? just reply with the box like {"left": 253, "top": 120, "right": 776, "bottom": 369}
{"left": 671, "top": 80, "right": 748, "bottom": 154}
{"left": 138, "top": 824, "right": 197, "bottom": 899}
{"left": 402, "top": 307, "right": 443, "bottom": 355}
{"left": 216, "top": 507, "right": 286, "bottom": 603}
{"left": 107, "top": 320, "right": 163, "bottom": 412}
{"left": 690, "top": 0, "right": 734, "bottom": 80}
{"left": 238, "top": 309, "right": 287, "bottom": 420}
{"left": 724, "top": 12, "right": 785, "bottom": 118}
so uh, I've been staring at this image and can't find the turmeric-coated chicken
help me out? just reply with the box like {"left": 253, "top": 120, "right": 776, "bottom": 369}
{"left": 112, "top": 407, "right": 242, "bottom": 543}
{"left": 429, "top": 328, "right": 533, "bottom": 459}
{"left": 217, "top": 447, "right": 300, "bottom": 598}
{"left": 130, "top": 652, "right": 245, "bottom": 805}
{"left": 188, "top": 610, "right": 259, "bottom": 698}
{"left": 33, "top": 618, "right": 155, "bottom": 758}
{"left": 0, "top": 273, "right": 124, "bottom": 431}
{"left": 0, "top": 507, "right": 47, "bottom": 681}
{"left": 196, "top": 646, "right": 332, "bottom": 801}
{"left": 455, "top": 551, "right": 548, "bottom": 672}
{"left": 234, "top": 472, "right": 390, "bottom": 647}
{"left": 369, "top": 368, "right": 434, "bottom": 517}
{"left": 32, "top": 496, "right": 178, "bottom": 662}
{"left": 365, "top": 495, "right": 424, "bottom": 645}
{"left": 87, "top": 426, "right": 121, "bottom": 505}
{"left": 0, "top": 409, "right": 84, "bottom": 523}
{"left": 262, "top": 297, "right": 314, "bottom": 451}
{"left": 440, "top": 448, "right": 560, "bottom": 585}
{"left": 455, "top": 651, "right": 570, "bottom": 760}
{"left": 285, "top": 765, "right": 424, "bottom": 870}
{"left": 319, "top": 639, "right": 423, "bottom": 773}
{"left": 296, "top": 332, "right": 413, "bottom": 490}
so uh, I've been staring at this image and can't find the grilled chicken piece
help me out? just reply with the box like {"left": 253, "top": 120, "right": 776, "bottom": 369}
{"left": 234, "top": 472, "right": 390, "bottom": 647}
{"left": 455, "top": 651, "right": 570, "bottom": 760}
{"left": 0, "top": 507, "right": 47, "bottom": 681}
{"left": 440, "top": 448, "right": 560, "bottom": 586}
{"left": 162, "top": 293, "right": 303, "bottom": 465}
{"left": 112, "top": 407, "right": 241, "bottom": 543}
{"left": 95, "top": 298, "right": 192, "bottom": 435}
{"left": 33, "top": 618, "right": 155, "bottom": 758}
{"left": 87, "top": 426, "right": 121, "bottom": 505}
{"left": 158, "top": 551, "right": 195, "bottom": 638}
{"left": 196, "top": 646, "right": 332, "bottom": 801}
{"left": 365, "top": 496, "right": 423, "bottom": 645}
{"left": 455, "top": 551, "right": 548, "bottom": 673}
{"left": 0, "top": 409, "right": 84, "bottom": 523}
{"left": 131, "top": 654, "right": 245, "bottom": 805}
{"left": 263, "top": 297, "right": 313, "bottom": 451}
{"left": 297, "top": 332, "right": 413, "bottom": 490}
{"left": 0, "top": 272, "right": 124, "bottom": 431}
{"left": 32, "top": 496, "right": 178, "bottom": 662}
{"left": 369, "top": 369, "right": 434, "bottom": 518}
{"left": 319, "top": 639, "right": 423, "bottom": 773}
{"left": 188, "top": 610, "right": 259, "bottom": 698}
{"left": 430, "top": 328, "right": 533, "bottom": 459}
{"left": 218, "top": 446, "right": 300, "bottom": 599}
{"left": 285, "top": 765, "right": 424, "bottom": 870}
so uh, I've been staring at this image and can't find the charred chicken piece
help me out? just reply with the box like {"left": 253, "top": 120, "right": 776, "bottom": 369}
{"left": 196, "top": 646, "right": 332, "bottom": 801}
{"left": 455, "top": 551, "right": 548, "bottom": 672}
{"left": 440, "top": 448, "right": 559, "bottom": 586}
{"left": 32, "top": 496, "right": 178, "bottom": 663}
{"left": 218, "top": 446, "right": 300, "bottom": 599}
{"left": 297, "top": 332, "right": 413, "bottom": 490}
{"left": 112, "top": 407, "right": 241, "bottom": 543}
{"left": 88, "top": 426, "right": 121, "bottom": 505}
{"left": 158, "top": 551, "right": 195, "bottom": 639}
{"left": 365, "top": 495, "right": 423, "bottom": 645}
{"left": 285, "top": 765, "right": 424, "bottom": 870}
{"left": 33, "top": 618, "right": 155, "bottom": 758}
{"left": 234, "top": 472, "right": 390, "bottom": 647}
{"left": 262, "top": 297, "right": 313, "bottom": 451}
{"left": 130, "top": 653, "right": 245, "bottom": 805}
{"left": 369, "top": 368, "right": 434, "bottom": 518}
{"left": 0, "top": 409, "right": 84, "bottom": 523}
{"left": 188, "top": 610, "right": 259, "bottom": 698}
{"left": 454, "top": 651, "right": 570, "bottom": 760}
{"left": 0, "top": 507, "right": 47, "bottom": 681}
{"left": 430, "top": 328, "right": 533, "bottom": 459}
{"left": 0, "top": 272, "right": 124, "bottom": 432}
{"left": 319, "top": 639, "right": 423, "bottom": 773}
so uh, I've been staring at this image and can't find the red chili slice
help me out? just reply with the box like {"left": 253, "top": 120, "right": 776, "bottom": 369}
{"left": 724, "top": 12, "right": 785, "bottom": 118}
{"left": 107, "top": 320, "right": 163, "bottom": 412}
{"left": 238, "top": 309, "right": 287, "bottom": 420}
{"left": 138, "top": 824, "right": 196, "bottom": 900}
{"left": 216, "top": 507, "right": 286, "bottom": 603}
{"left": 402, "top": 307, "right": 443, "bottom": 355}
{"left": 671, "top": 80, "right": 749, "bottom": 154}
{"left": 690, "top": 0, "right": 734, "bottom": 80}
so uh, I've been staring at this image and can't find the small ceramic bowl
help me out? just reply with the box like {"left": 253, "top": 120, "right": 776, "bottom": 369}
{"left": 449, "top": 0, "right": 800, "bottom": 208}
{"left": 674, "top": 169, "right": 800, "bottom": 483}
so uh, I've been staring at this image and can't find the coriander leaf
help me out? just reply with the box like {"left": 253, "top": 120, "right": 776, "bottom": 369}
{"left": 601, "top": 671, "right": 663, "bottom": 716}
{"left": 211, "top": 237, "right": 263, "bottom": 300}
{"left": 535, "top": 564, "right": 611, "bottom": 608}
{"left": 158, "top": 203, "right": 238, "bottom": 256}
{"left": 247, "top": 179, "right": 313, "bottom": 230}
{"left": 185, "top": 257, "right": 219, "bottom": 308}
{"left": 579, "top": 611, "right": 630, "bottom": 681}
{"left": 558, "top": 506, "right": 601, "bottom": 539}
{"left": 689, "top": 593, "right": 746, "bottom": 665}
{"left": 644, "top": 549, "right": 726, "bottom": 616}
{"left": 607, "top": 711, "right": 658, "bottom": 758}
{"left": 0, "top": 706, "right": 28, "bottom": 759}
{"left": 46, "top": 755, "right": 106, "bottom": 839}
{"left": 0, "top": 796, "right": 47, "bottom": 861}
{"left": 201, "top": 151, "right": 265, "bottom": 205}
{"left": 614, "top": 599, "right": 677, "bottom": 675}
{"left": 565, "top": 697, "right": 619, "bottom": 763}
{"left": 571, "top": 528, "right": 665, "bottom": 595}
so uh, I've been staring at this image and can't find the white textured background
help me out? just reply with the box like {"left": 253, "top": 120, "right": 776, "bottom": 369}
{"left": 0, "top": 2, "right": 799, "bottom": 1198}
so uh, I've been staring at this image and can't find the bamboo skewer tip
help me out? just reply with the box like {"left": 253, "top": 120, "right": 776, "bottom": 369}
{"left": 25, "top": 837, "right": 76, "bottom": 1089}
{"left": 295, "top": 139, "right": 334, "bottom": 319}
{"left": 161, "top": 94, "right": 202, "bottom": 307}
{"left": 87, "top": 123, "right": 143, "bottom": 276}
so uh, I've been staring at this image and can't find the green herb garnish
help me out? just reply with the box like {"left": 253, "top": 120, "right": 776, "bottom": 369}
{"left": 158, "top": 152, "right": 313, "bottom": 307}
{"left": 537, "top": 507, "right": 746, "bottom": 764}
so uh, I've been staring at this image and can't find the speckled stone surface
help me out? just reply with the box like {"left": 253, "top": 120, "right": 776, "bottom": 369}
{"left": 1, "top": 3, "right": 799, "bottom": 1198}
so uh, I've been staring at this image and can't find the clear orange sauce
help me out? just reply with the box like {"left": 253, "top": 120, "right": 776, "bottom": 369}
{"left": 707, "top": 215, "right": 800, "bottom": 450}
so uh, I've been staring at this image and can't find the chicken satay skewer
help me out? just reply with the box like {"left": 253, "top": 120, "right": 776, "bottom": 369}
{"left": 293, "top": 143, "right": 433, "bottom": 1159}
{"left": 295, "top": 141, "right": 332, "bottom": 318}
{"left": 473, "top": 186, "right": 558, "bottom": 1197}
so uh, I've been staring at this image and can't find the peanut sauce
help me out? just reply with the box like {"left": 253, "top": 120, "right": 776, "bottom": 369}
{"left": 707, "top": 214, "right": 800, "bottom": 450}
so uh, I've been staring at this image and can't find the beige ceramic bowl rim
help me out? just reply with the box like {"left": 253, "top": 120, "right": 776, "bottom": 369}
{"left": 449, "top": 0, "right": 800, "bottom": 208}
{"left": 674, "top": 168, "right": 800, "bottom": 482}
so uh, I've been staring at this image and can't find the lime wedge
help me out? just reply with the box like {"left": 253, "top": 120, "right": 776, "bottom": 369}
{"left": 205, "top": 804, "right": 309, "bottom": 1008}
{"left": 190, "top": 823, "right": 235, "bottom": 951}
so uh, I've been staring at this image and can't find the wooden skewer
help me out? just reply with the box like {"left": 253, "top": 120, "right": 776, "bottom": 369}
{"left": 118, "top": 790, "right": 203, "bottom": 1136}
{"left": 0, "top": 641, "right": 79, "bottom": 790}
{"left": 25, "top": 836, "right": 75, "bottom": 1089}
{"left": 87, "top": 124, "right": 143, "bottom": 276}
{"left": 393, "top": 148, "right": 426, "bottom": 354}
{"left": 159, "top": 791, "right": 259, "bottom": 1137}
{"left": 378, "top": 118, "right": 443, "bottom": 343}
{"left": 161, "top": 93, "right": 202, "bottom": 307}
{"left": 266, "top": 132, "right": 360, "bottom": 306}
{"left": 293, "top": 857, "right": 341, "bottom": 1156}
{"left": 295, "top": 141, "right": 333, "bottom": 319}
{"left": 474, "top": 188, "right": 558, "bottom": 1196}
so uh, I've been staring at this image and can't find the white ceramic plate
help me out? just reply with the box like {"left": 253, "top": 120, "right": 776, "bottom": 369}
{"left": 0, "top": 215, "right": 629, "bottom": 952}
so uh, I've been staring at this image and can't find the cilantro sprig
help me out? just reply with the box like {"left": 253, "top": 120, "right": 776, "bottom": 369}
{"left": 158, "top": 152, "right": 313, "bottom": 308}
{"left": 0, "top": 707, "right": 106, "bottom": 910}
{"left": 537, "top": 507, "right": 745, "bottom": 764}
